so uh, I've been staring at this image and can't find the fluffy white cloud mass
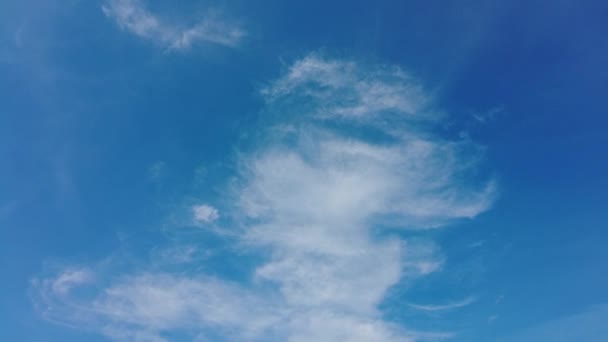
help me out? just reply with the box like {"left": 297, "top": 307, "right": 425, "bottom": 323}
{"left": 31, "top": 54, "right": 495, "bottom": 341}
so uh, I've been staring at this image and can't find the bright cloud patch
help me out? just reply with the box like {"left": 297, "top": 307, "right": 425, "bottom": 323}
{"left": 192, "top": 204, "right": 219, "bottom": 223}
{"left": 31, "top": 54, "right": 495, "bottom": 341}
{"left": 102, "top": 0, "right": 245, "bottom": 50}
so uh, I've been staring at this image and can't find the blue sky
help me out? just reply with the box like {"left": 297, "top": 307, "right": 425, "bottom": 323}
{"left": 1, "top": 0, "right": 607, "bottom": 341}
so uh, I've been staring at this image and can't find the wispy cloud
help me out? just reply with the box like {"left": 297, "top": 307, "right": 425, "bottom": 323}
{"left": 49, "top": 268, "right": 93, "bottom": 296}
{"left": 408, "top": 296, "right": 478, "bottom": 312}
{"left": 31, "top": 53, "right": 495, "bottom": 341}
{"left": 102, "top": 0, "right": 245, "bottom": 50}
{"left": 472, "top": 105, "right": 505, "bottom": 123}
{"left": 147, "top": 160, "right": 167, "bottom": 181}
{"left": 262, "top": 54, "right": 429, "bottom": 122}
{"left": 33, "top": 271, "right": 281, "bottom": 341}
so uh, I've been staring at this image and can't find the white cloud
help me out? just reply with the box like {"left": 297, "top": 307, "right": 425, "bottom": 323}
{"left": 262, "top": 54, "right": 430, "bottom": 123}
{"left": 93, "top": 274, "right": 281, "bottom": 335}
{"left": 50, "top": 269, "right": 93, "bottom": 296}
{"left": 192, "top": 204, "right": 219, "bottom": 223}
{"left": 153, "top": 245, "right": 198, "bottom": 264}
{"left": 31, "top": 54, "right": 495, "bottom": 341}
{"left": 408, "top": 296, "right": 477, "bottom": 312}
{"left": 32, "top": 273, "right": 282, "bottom": 341}
{"left": 102, "top": 0, "right": 245, "bottom": 50}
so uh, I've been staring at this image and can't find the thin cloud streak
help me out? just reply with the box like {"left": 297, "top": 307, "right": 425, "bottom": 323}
{"left": 408, "top": 296, "right": 478, "bottom": 312}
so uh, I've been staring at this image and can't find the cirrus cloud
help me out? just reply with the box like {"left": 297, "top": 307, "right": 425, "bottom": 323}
{"left": 31, "top": 53, "right": 495, "bottom": 341}
{"left": 102, "top": 0, "right": 245, "bottom": 50}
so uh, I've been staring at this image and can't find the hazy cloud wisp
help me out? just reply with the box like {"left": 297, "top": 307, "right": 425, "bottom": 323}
{"left": 102, "top": 0, "right": 245, "bottom": 50}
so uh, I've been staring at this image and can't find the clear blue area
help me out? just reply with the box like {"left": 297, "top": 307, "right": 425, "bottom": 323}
{"left": 1, "top": 0, "right": 607, "bottom": 341}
